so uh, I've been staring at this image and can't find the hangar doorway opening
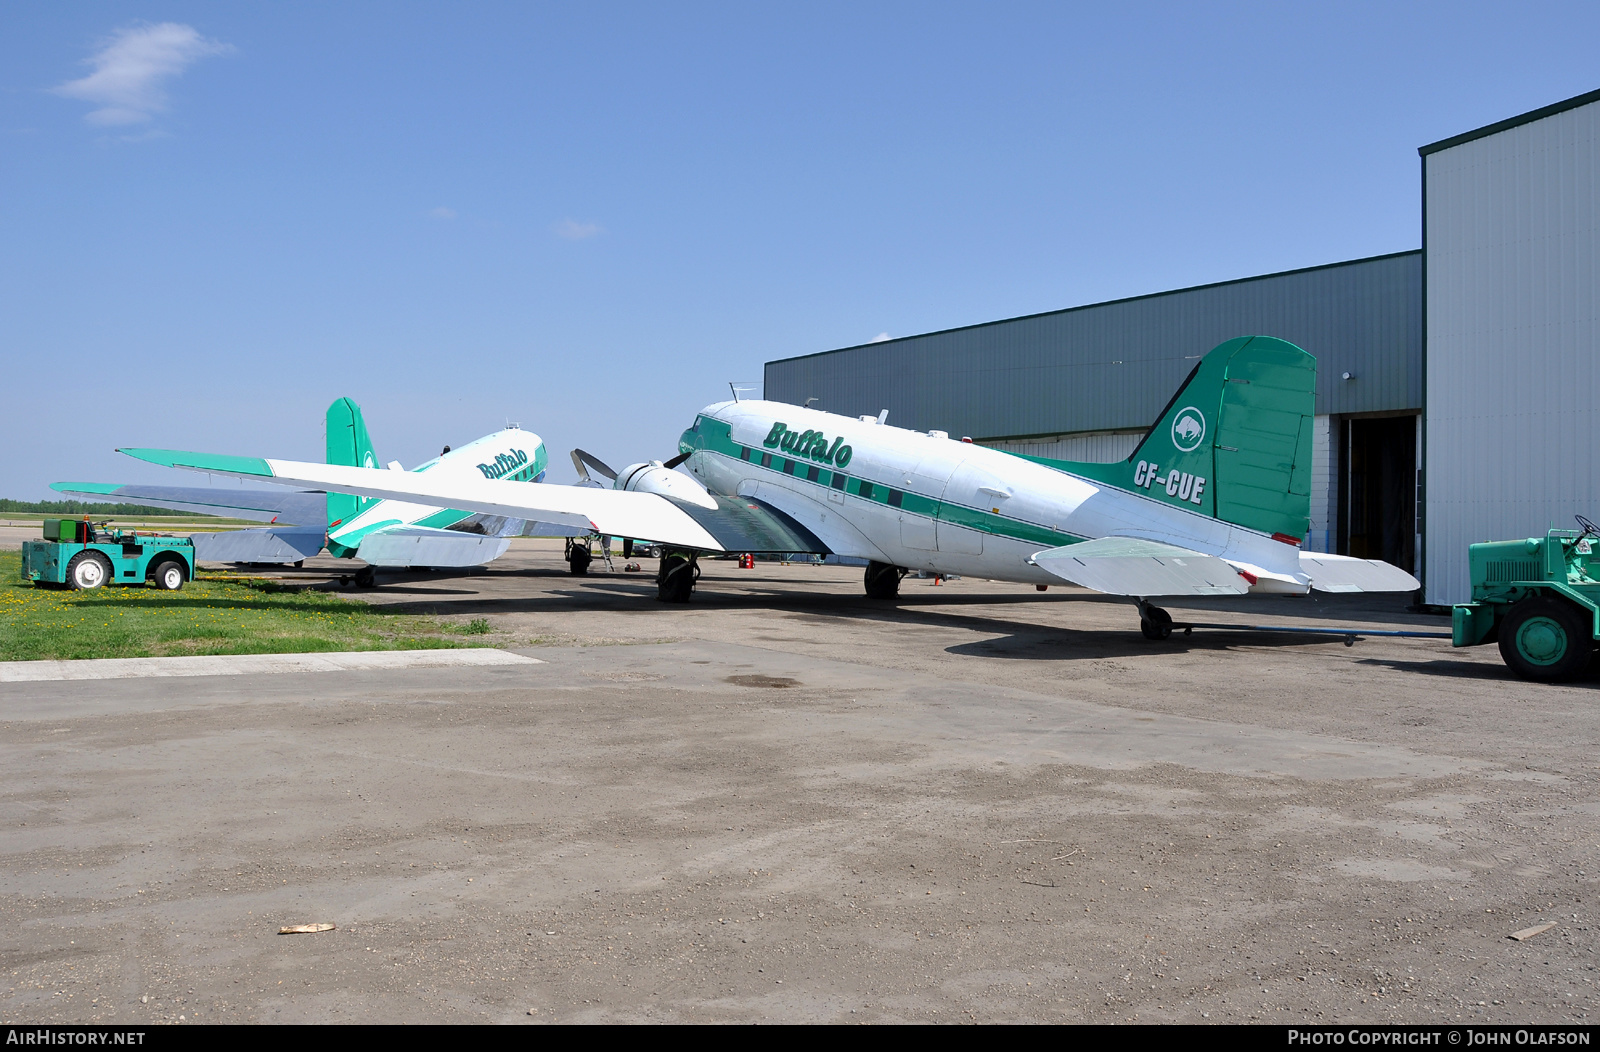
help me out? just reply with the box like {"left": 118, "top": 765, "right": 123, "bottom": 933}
{"left": 1337, "top": 415, "right": 1417, "bottom": 573}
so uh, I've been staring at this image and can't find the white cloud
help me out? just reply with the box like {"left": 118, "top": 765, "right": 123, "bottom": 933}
{"left": 55, "top": 23, "right": 232, "bottom": 126}
{"left": 870, "top": 332, "right": 891, "bottom": 343}
{"left": 429, "top": 206, "right": 458, "bottom": 220}
{"left": 554, "top": 219, "right": 602, "bottom": 241}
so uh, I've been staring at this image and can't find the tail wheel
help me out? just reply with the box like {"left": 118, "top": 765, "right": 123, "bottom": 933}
{"left": 151, "top": 559, "right": 187, "bottom": 591}
{"left": 656, "top": 551, "right": 696, "bottom": 603}
{"left": 1140, "top": 604, "right": 1173, "bottom": 641}
{"left": 66, "top": 551, "right": 112, "bottom": 590}
{"left": 1498, "top": 596, "right": 1593, "bottom": 681}
{"left": 864, "top": 561, "right": 903, "bottom": 599}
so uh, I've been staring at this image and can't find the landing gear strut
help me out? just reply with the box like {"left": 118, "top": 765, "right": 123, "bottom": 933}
{"left": 864, "top": 561, "right": 906, "bottom": 600}
{"left": 1137, "top": 600, "right": 1173, "bottom": 640}
{"left": 657, "top": 550, "right": 698, "bottom": 602}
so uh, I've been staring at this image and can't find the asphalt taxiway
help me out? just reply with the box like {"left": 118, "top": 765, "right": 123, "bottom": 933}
{"left": 1, "top": 540, "right": 1595, "bottom": 1023}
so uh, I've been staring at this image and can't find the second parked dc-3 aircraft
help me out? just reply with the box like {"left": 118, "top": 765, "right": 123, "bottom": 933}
{"left": 118, "top": 336, "right": 1419, "bottom": 637}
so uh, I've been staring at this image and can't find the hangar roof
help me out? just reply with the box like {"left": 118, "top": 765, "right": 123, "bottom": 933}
{"left": 764, "top": 251, "right": 1420, "bottom": 441}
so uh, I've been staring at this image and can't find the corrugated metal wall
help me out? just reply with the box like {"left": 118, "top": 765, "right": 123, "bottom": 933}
{"left": 980, "top": 429, "right": 1144, "bottom": 463}
{"left": 1424, "top": 99, "right": 1600, "bottom": 605}
{"left": 765, "top": 253, "right": 1421, "bottom": 440}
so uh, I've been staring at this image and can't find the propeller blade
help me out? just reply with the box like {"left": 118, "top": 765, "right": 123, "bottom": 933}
{"left": 663, "top": 451, "right": 692, "bottom": 470}
{"left": 571, "top": 448, "right": 618, "bottom": 481}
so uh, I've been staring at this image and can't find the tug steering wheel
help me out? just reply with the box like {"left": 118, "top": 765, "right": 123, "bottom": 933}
{"left": 1577, "top": 514, "right": 1600, "bottom": 540}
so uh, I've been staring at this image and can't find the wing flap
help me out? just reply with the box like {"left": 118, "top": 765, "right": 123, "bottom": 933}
{"left": 357, "top": 525, "right": 511, "bottom": 568}
{"left": 191, "top": 527, "right": 325, "bottom": 564}
{"left": 1033, "top": 537, "right": 1251, "bottom": 596}
{"left": 1299, "top": 553, "right": 1421, "bottom": 593}
{"left": 115, "top": 449, "right": 725, "bottom": 552}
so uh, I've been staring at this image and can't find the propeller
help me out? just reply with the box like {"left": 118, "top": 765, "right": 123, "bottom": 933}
{"left": 664, "top": 451, "right": 691, "bottom": 470}
{"left": 570, "top": 448, "right": 619, "bottom": 484}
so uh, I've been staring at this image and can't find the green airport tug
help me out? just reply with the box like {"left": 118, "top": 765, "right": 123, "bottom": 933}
{"left": 1452, "top": 515, "right": 1600, "bottom": 681}
{"left": 21, "top": 519, "right": 195, "bottom": 591}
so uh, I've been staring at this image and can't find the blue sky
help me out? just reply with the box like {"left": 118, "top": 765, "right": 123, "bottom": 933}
{"left": 3, "top": 2, "right": 1597, "bottom": 498}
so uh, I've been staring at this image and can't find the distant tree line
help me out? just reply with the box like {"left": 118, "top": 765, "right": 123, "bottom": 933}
{"left": 0, "top": 499, "right": 216, "bottom": 516}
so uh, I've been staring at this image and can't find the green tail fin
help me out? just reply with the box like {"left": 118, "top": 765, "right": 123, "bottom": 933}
{"left": 1017, "top": 336, "right": 1316, "bottom": 541}
{"left": 324, "top": 397, "right": 379, "bottom": 532}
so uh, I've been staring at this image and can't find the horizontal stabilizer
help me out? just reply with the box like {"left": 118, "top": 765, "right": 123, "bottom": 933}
{"left": 191, "top": 527, "right": 325, "bottom": 564}
{"left": 1033, "top": 537, "right": 1251, "bottom": 597}
{"left": 356, "top": 525, "right": 511, "bottom": 568}
{"left": 1299, "top": 553, "right": 1420, "bottom": 593}
{"left": 52, "top": 482, "right": 325, "bottom": 526}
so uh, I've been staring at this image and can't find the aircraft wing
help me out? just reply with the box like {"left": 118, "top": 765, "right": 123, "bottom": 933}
{"left": 356, "top": 525, "right": 511, "bottom": 568}
{"left": 1298, "top": 553, "right": 1421, "bottom": 593}
{"left": 1032, "top": 537, "right": 1251, "bottom": 596}
{"left": 51, "top": 482, "right": 326, "bottom": 526}
{"left": 191, "top": 527, "right": 326, "bottom": 564}
{"left": 116, "top": 448, "right": 727, "bottom": 552}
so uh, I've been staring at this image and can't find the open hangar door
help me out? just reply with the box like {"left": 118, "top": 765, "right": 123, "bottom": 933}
{"left": 1335, "top": 413, "right": 1418, "bottom": 574}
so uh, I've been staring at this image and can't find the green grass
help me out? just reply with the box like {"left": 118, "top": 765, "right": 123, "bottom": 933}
{"left": 0, "top": 569, "right": 485, "bottom": 661}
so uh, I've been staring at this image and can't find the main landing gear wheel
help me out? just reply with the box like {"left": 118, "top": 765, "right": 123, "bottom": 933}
{"left": 355, "top": 566, "right": 377, "bottom": 588}
{"left": 566, "top": 539, "right": 592, "bottom": 576}
{"left": 150, "top": 559, "right": 186, "bottom": 591}
{"left": 1498, "top": 596, "right": 1593, "bottom": 682}
{"left": 66, "top": 551, "right": 112, "bottom": 590}
{"left": 657, "top": 550, "right": 698, "bottom": 603}
{"left": 1138, "top": 602, "right": 1173, "bottom": 641}
{"left": 864, "top": 561, "right": 904, "bottom": 600}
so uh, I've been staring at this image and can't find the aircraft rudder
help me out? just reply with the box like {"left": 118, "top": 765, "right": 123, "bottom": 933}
{"left": 324, "top": 397, "right": 379, "bottom": 532}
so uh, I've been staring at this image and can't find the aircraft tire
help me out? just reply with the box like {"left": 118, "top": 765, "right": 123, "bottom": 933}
{"left": 657, "top": 551, "right": 695, "bottom": 603}
{"left": 1498, "top": 596, "right": 1593, "bottom": 681}
{"left": 355, "top": 566, "right": 377, "bottom": 588}
{"left": 570, "top": 546, "right": 591, "bottom": 576}
{"left": 66, "top": 551, "right": 112, "bottom": 591}
{"left": 864, "top": 561, "right": 902, "bottom": 600}
{"left": 150, "top": 558, "right": 187, "bottom": 591}
{"left": 1139, "top": 604, "right": 1173, "bottom": 640}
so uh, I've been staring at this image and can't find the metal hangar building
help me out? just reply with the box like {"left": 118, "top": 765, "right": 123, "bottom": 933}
{"left": 763, "top": 88, "right": 1600, "bottom": 605}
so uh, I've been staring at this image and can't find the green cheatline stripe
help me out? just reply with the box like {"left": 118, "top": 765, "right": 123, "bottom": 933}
{"left": 413, "top": 508, "right": 472, "bottom": 529}
{"left": 50, "top": 482, "right": 121, "bottom": 495}
{"left": 688, "top": 419, "right": 1084, "bottom": 549}
{"left": 328, "top": 517, "right": 403, "bottom": 547}
{"left": 117, "top": 448, "right": 275, "bottom": 478}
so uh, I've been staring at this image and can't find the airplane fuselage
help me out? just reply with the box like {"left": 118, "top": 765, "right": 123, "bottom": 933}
{"left": 681, "top": 401, "right": 1305, "bottom": 589}
{"left": 328, "top": 428, "right": 547, "bottom": 556}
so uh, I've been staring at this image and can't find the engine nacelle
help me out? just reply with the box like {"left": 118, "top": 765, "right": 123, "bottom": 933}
{"left": 615, "top": 461, "right": 718, "bottom": 509}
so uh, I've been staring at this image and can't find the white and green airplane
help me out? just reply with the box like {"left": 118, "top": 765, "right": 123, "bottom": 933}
{"left": 116, "top": 337, "right": 1418, "bottom": 633}
{"left": 61, "top": 398, "right": 564, "bottom": 583}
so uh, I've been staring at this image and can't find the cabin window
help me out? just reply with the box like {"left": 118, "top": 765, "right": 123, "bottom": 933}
{"left": 858, "top": 481, "right": 876, "bottom": 501}
{"left": 782, "top": 459, "right": 795, "bottom": 475}
{"left": 760, "top": 452, "right": 772, "bottom": 468}
{"left": 740, "top": 447, "right": 751, "bottom": 461}
{"left": 831, "top": 473, "right": 847, "bottom": 491}
{"left": 888, "top": 489, "right": 903, "bottom": 508}
{"left": 806, "top": 465, "right": 820, "bottom": 482}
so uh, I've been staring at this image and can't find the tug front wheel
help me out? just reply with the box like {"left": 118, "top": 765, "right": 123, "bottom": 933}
{"left": 1498, "top": 596, "right": 1593, "bottom": 682}
{"left": 66, "top": 551, "right": 112, "bottom": 591}
{"left": 150, "top": 559, "right": 187, "bottom": 591}
{"left": 864, "top": 561, "right": 904, "bottom": 600}
{"left": 657, "top": 551, "right": 697, "bottom": 603}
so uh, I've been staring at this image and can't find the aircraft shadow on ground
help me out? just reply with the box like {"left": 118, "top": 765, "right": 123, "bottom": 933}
{"left": 371, "top": 578, "right": 1404, "bottom": 662}
{"left": 1356, "top": 655, "right": 1600, "bottom": 688}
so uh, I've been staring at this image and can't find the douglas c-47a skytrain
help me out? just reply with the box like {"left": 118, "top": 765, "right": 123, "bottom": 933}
{"left": 62, "top": 398, "right": 576, "bottom": 585}
{"left": 117, "top": 337, "right": 1419, "bottom": 636}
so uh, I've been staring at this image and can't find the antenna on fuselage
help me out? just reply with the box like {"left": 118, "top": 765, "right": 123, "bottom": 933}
{"left": 728, "top": 382, "right": 760, "bottom": 403}
{"left": 876, "top": 409, "right": 889, "bottom": 425}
